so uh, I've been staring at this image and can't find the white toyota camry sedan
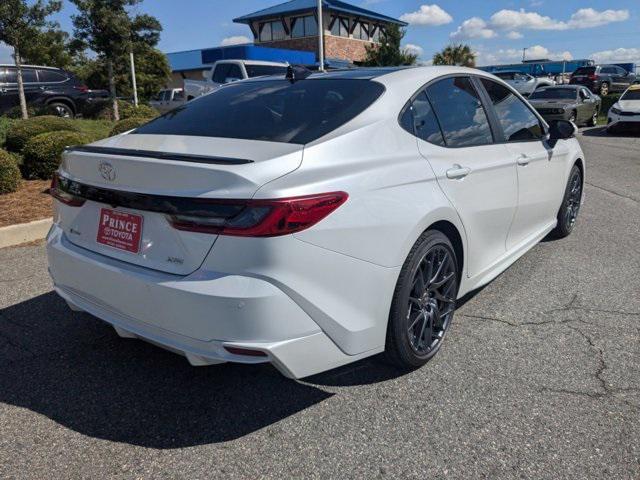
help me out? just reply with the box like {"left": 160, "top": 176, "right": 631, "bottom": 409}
{"left": 47, "top": 66, "right": 585, "bottom": 378}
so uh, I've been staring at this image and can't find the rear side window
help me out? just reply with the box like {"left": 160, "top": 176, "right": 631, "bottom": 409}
{"left": 425, "top": 77, "right": 493, "bottom": 148}
{"left": 481, "top": 79, "right": 543, "bottom": 142}
{"left": 37, "top": 69, "right": 67, "bottom": 82}
{"left": 573, "top": 67, "right": 595, "bottom": 75}
{"left": 410, "top": 91, "right": 445, "bottom": 146}
{"left": 134, "top": 79, "right": 385, "bottom": 144}
{"left": 226, "top": 64, "right": 243, "bottom": 82}
{"left": 246, "top": 65, "right": 288, "bottom": 78}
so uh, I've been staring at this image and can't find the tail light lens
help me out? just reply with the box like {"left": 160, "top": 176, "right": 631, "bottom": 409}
{"left": 168, "top": 192, "right": 348, "bottom": 237}
{"left": 73, "top": 85, "right": 89, "bottom": 93}
{"left": 50, "top": 173, "right": 86, "bottom": 207}
{"left": 588, "top": 74, "right": 597, "bottom": 80}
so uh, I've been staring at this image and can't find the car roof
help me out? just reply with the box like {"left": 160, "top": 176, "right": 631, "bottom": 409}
{"left": 0, "top": 64, "right": 63, "bottom": 70}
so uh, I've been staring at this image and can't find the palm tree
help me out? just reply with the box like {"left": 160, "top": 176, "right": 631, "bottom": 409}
{"left": 432, "top": 44, "right": 476, "bottom": 67}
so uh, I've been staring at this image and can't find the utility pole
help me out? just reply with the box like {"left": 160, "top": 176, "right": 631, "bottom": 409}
{"left": 317, "top": 0, "right": 325, "bottom": 71}
{"left": 522, "top": 47, "right": 527, "bottom": 62}
{"left": 130, "top": 51, "right": 139, "bottom": 107}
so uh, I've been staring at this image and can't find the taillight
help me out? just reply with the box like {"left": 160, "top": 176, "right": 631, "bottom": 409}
{"left": 588, "top": 74, "right": 597, "bottom": 80}
{"left": 73, "top": 85, "right": 89, "bottom": 93}
{"left": 50, "top": 173, "right": 86, "bottom": 207}
{"left": 168, "top": 192, "right": 348, "bottom": 237}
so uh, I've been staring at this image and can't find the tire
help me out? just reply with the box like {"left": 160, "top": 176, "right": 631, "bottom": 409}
{"left": 599, "top": 82, "right": 609, "bottom": 96}
{"left": 587, "top": 110, "right": 598, "bottom": 127}
{"left": 385, "top": 230, "right": 459, "bottom": 369}
{"left": 48, "top": 102, "right": 74, "bottom": 118}
{"left": 550, "top": 165, "right": 583, "bottom": 239}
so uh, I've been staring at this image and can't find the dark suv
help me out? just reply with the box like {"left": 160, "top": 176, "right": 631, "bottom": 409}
{"left": 0, "top": 65, "right": 90, "bottom": 117}
{"left": 569, "top": 64, "right": 637, "bottom": 96}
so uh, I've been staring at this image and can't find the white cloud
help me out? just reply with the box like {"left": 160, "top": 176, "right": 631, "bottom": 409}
{"left": 506, "top": 31, "right": 523, "bottom": 39}
{"left": 450, "top": 17, "right": 496, "bottom": 40}
{"left": 490, "top": 9, "right": 567, "bottom": 30}
{"left": 400, "top": 4, "right": 453, "bottom": 26}
{"left": 0, "top": 42, "right": 13, "bottom": 63}
{"left": 403, "top": 43, "right": 424, "bottom": 57}
{"left": 488, "top": 8, "right": 628, "bottom": 31}
{"left": 567, "top": 8, "right": 629, "bottom": 29}
{"left": 220, "top": 35, "right": 251, "bottom": 46}
{"left": 590, "top": 47, "right": 640, "bottom": 64}
{"left": 476, "top": 45, "right": 572, "bottom": 66}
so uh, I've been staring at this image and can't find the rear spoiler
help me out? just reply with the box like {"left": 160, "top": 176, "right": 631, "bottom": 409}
{"left": 64, "top": 145, "right": 253, "bottom": 165}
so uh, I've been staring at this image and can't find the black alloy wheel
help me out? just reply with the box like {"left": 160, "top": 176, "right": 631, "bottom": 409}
{"left": 551, "top": 165, "right": 583, "bottom": 238}
{"left": 386, "top": 230, "right": 459, "bottom": 368}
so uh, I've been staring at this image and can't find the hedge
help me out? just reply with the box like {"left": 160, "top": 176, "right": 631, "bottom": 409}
{"left": 88, "top": 99, "right": 158, "bottom": 121}
{"left": 22, "top": 131, "right": 91, "bottom": 180}
{"left": 5, "top": 116, "right": 80, "bottom": 153}
{"left": 109, "top": 116, "right": 153, "bottom": 136}
{"left": 0, "top": 149, "right": 22, "bottom": 194}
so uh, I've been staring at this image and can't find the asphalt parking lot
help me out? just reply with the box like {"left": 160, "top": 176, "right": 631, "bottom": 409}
{"left": 1, "top": 126, "right": 638, "bottom": 479}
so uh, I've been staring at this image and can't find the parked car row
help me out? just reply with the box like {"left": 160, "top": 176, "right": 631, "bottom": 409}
{"left": 569, "top": 64, "right": 637, "bottom": 96}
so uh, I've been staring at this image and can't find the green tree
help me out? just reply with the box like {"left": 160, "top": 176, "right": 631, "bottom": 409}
{"left": 71, "top": 0, "right": 162, "bottom": 120}
{"left": 432, "top": 44, "right": 476, "bottom": 67}
{"left": 0, "top": 0, "right": 62, "bottom": 119}
{"left": 19, "top": 28, "right": 79, "bottom": 70}
{"left": 72, "top": 45, "right": 170, "bottom": 101}
{"left": 361, "top": 24, "right": 417, "bottom": 67}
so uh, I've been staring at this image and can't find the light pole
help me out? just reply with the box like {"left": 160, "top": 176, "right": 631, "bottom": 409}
{"left": 317, "top": 0, "right": 325, "bottom": 71}
{"left": 522, "top": 47, "right": 527, "bottom": 62}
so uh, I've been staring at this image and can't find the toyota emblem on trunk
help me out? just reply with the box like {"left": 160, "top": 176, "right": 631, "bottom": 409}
{"left": 98, "top": 161, "right": 116, "bottom": 181}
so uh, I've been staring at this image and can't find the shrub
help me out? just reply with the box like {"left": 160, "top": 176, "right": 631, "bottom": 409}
{"left": 0, "top": 116, "right": 15, "bottom": 149}
{"left": 90, "top": 99, "right": 158, "bottom": 120}
{"left": 109, "top": 116, "right": 152, "bottom": 136}
{"left": 4, "top": 104, "right": 51, "bottom": 119}
{"left": 0, "top": 150, "right": 22, "bottom": 194}
{"left": 5, "top": 116, "right": 80, "bottom": 153}
{"left": 22, "top": 131, "right": 91, "bottom": 179}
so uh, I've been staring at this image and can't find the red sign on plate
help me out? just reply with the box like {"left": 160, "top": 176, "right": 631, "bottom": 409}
{"left": 96, "top": 208, "right": 143, "bottom": 253}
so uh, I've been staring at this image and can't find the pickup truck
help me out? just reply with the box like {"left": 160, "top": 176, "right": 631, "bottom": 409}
{"left": 184, "top": 60, "right": 289, "bottom": 100}
{"left": 149, "top": 88, "right": 185, "bottom": 113}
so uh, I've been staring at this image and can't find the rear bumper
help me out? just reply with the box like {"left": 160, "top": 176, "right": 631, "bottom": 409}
{"left": 46, "top": 225, "right": 380, "bottom": 378}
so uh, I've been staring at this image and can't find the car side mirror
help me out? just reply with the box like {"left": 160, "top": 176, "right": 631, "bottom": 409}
{"left": 548, "top": 120, "right": 576, "bottom": 141}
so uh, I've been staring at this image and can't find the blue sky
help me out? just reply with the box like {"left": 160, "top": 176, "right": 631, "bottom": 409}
{"left": 2, "top": 0, "right": 639, "bottom": 66}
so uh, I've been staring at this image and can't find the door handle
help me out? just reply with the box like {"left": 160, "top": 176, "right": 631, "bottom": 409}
{"left": 516, "top": 154, "right": 530, "bottom": 166}
{"left": 446, "top": 164, "right": 471, "bottom": 179}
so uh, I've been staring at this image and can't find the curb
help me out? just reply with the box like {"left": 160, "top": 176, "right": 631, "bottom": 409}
{"left": 0, "top": 218, "right": 53, "bottom": 249}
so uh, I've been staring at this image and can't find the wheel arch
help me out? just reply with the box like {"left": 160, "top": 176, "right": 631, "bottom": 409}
{"left": 428, "top": 220, "right": 464, "bottom": 280}
{"left": 45, "top": 96, "right": 76, "bottom": 114}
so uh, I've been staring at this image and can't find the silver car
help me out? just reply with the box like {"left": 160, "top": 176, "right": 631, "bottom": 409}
{"left": 493, "top": 71, "right": 555, "bottom": 96}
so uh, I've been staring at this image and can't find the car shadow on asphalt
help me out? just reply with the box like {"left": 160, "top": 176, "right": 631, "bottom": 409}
{"left": 581, "top": 126, "right": 639, "bottom": 138}
{"left": 0, "top": 291, "right": 339, "bottom": 448}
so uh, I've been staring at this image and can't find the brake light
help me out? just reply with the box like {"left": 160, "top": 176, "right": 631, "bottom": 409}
{"left": 50, "top": 173, "right": 85, "bottom": 207}
{"left": 73, "top": 85, "right": 89, "bottom": 93}
{"left": 168, "top": 192, "right": 348, "bottom": 237}
{"left": 588, "top": 74, "right": 597, "bottom": 80}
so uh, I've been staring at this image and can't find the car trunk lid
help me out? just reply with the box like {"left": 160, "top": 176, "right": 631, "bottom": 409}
{"left": 56, "top": 134, "right": 303, "bottom": 275}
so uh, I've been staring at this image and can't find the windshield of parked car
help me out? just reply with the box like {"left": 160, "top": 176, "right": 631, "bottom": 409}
{"left": 494, "top": 72, "right": 516, "bottom": 80}
{"left": 621, "top": 89, "right": 640, "bottom": 101}
{"left": 529, "top": 89, "right": 578, "bottom": 100}
{"left": 133, "top": 79, "right": 385, "bottom": 144}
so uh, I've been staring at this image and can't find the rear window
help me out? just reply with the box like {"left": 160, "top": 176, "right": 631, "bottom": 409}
{"left": 529, "top": 88, "right": 577, "bottom": 100}
{"left": 573, "top": 67, "right": 595, "bottom": 75}
{"left": 133, "top": 79, "right": 385, "bottom": 144}
{"left": 246, "top": 65, "right": 288, "bottom": 78}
